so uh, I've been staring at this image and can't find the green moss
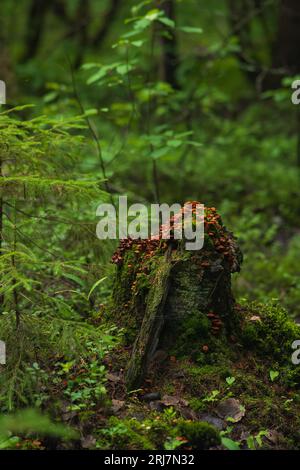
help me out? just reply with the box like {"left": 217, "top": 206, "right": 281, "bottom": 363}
{"left": 177, "top": 421, "right": 220, "bottom": 449}
{"left": 169, "top": 314, "right": 210, "bottom": 357}
{"left": 241, "top": 302, "right": 300, "bottom": 363}
{"left": 241, "top": 322, "right": 260, "bottom": 349}
{"left": 182, "top": 363, "right": 231, "bottom": 397}
{"left": 187, "top": 363, "right": 231, "bottom": 380}
{"left": 98, "top": 415, "right": 175, "bottom": 450}
{"left": 100, "top": 416, "right": 153, "bottom": 450}
{"left": 99, "top": 415, "right": 221, "bottom": 451}
{"left": 125, "top": 256, "right": 172, "bottom": 390}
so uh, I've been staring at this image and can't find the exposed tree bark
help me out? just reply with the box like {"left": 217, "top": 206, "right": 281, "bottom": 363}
{"left": 126, "top": 253, "right": 172, "bottom": 390}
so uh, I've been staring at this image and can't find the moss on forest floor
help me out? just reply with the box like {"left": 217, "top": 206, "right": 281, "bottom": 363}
{"left": 98, "top": 301, "right": 300, "bottom": 450}
{"left": 2, "top": 300, "right": 300, "bottom": 451}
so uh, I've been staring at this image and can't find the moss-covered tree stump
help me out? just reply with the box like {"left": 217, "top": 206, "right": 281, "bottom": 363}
{"left": 111, "top": 203, "right": 243, "bottom": 390}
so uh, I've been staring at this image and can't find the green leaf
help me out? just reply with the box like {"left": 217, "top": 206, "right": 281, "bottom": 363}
{"left": 158, "top": 17, "right": 175, "bottom": 28}
{"left": 145, "top": 9, "right": 161, "bottom": 21}
{"left": 116, "top": 64, "right": 134, "bottom": 75}
{"left": 87, "top": 69, "right": 107, "bottom": 85}
{"left": 87, "top": 277, "right": 107, "bottom": 300}
{"left": 84, "top": 108, "right": 98, "bottom": 117}
{"left": 179, "top": 26, "right": 203, "bottom": 34}
{"left": 122, "top": 30, "right": 142, "bottom": 39}
{"left": 221, "top": 437, "right": 240, "bottom": 450}
{"left": 134, "top": 18, "right": 151, "bottom": 31}
{"left": 226, "top": 376, "right": 236, "bottom": 386}
{"left": 43, "top": 91, "right": 58, "bottom": 103}
{"left": 63, "top": 273, "right": 85, "bottom": 288}
{"left": 269, "top": 370, "right": 279, "bottom": 382}
{"left": 167, "top": 139, "right": 182, "bottom": 148}
{"left": 186, "top": 140, "right": 203, "bottom": 147}
{"left": 0, "top": 436, "right": 20, "bottom": 450}
{"left": 151, "top": 147, "right": 169, "bottom": 159}
{"left": 255, "top": 430, "right": 268, "bottom": 447}
{"left": 0, "top": 104, "right": 35, "bottom": 115}
{"left": 131, "top": 1, "right": 152, "bottom": 15}
{"left": 81, "top": 63, "right": 101, "bottom": 70}
{"left": 164, "top": 437, "right": 186, "bottom": 450}
{"left": 176, "top": 131, "right": 194, "bottom": 138}
{"left": 203, "top": 389, "right": 220, "bottom": 402}
{"left": 132, "top": 40, "right": 144, "bottom": 47}
{"left": 246, "top": 436, "right": 256, "bottom": 450}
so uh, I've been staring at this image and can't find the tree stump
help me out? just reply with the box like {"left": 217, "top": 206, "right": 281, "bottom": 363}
{"left": 111, "top": 203, "right": 242, "bottom": 390}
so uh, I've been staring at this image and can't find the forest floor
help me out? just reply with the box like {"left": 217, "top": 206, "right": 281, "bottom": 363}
{"left": 14, "top": 302, "right": 298, "bottom": 451}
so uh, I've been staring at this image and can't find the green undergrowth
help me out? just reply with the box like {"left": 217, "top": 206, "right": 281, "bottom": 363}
{"left": 0, "top": 311, "right": 121, "bottom": 412}
{"left": 1, "top": 300, "right": 300, "bottom": 450}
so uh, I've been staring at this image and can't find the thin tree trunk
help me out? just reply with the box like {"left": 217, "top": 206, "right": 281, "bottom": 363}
{"left": 74, "top": 0, "right": 90, "bottom": 69}
{"left": 272, "top": 0, "right": 300, "bottom": 75}
{"left": 160, "top": 0, "right": 179, "bottom": 89}
{"left": 21, "top": 0, "right": 49, "bottom": 63}
{"left": 92, "top": 0, "right": 121, "bottom": 47}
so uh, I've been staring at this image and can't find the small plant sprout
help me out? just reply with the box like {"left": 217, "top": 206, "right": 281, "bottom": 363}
{"left": 203, "top": 390, "right": 220, "bottom": 403}
{"left": 269, "top": 370, "right": 279, "bottom": 382}
{"left": 247, "top": 430, "right": 269, "bottom": 449}
{"left": 164, "top": 437, "right": 187, "bottom": 450}
{"left": 220, "top": 428, "right": 240, "bottom": 450}
{"left": 226, "top": 376, "right": 236, "bottom": 386}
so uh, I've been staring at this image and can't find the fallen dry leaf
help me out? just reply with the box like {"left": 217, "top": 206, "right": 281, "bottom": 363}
{"left": 249, "top": 315, "right": 261, "bottom": 322}
{"left": 81, "top": 435, "right": 97, "bottom": 449}
{"left": 107, "top": 372, "right": 121, "bottom": 382}
{"left": 161, "top": 395, "right": 180, "bottom": 407}
{"left": 216, "top": 398, "right": 245, "bottom": 423}
{"left": 111, "top": 399, "right": 125, "bottom": 413}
